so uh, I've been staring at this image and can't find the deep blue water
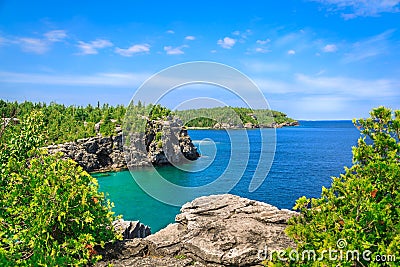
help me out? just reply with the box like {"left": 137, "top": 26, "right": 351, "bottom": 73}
{"left": 94, "top": 121, "right": 359, "bottom": 232}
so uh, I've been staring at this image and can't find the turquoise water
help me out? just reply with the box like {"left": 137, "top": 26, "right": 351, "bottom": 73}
{"left": 94, "top": 121, "right": 359, "bottom": 232}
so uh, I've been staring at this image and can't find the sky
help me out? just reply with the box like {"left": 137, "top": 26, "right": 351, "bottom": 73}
{"left": 0, "top": 0, "right": 399, "bottom": 120}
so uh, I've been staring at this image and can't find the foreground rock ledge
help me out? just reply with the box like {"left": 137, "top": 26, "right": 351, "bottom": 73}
{"left": 97, "top": 194, "right": 296, "bottom": 267}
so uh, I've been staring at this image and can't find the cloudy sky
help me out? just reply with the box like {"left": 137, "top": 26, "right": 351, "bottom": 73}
{"left": 0, "top": 0, "right": 399, "bottom": 119}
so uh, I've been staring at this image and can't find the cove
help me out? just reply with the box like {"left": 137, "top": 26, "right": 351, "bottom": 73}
{"left": 94, "top": 121, "right": 359, "bottom": 232}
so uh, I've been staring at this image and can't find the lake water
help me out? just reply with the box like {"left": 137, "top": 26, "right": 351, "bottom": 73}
{"left": 93, "top": 121, "right": 359, "bottom": 232}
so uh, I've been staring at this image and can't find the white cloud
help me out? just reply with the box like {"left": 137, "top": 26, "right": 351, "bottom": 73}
{"left": 76, "top": 39, "right": 113, "bottom": 55}
{"left": 254, "top": 47, "right": 271, "bottom": 53}
{"left": 232, "top": 30, "right": 252, "bottom": 40}
{"left": 294, "top": 73, "right": 399, "bottom": 98}
{"left": 0, "top": 36, "right": 7, "bottom": 46}
{"left": 210, "top": 49, "right": 217, "bottom": 53}
{"left": 185, "top": 35, "right": 196, "bottom": 41}
{"left": 243, "top": 61, "right": 290, "bottom": 73}
{"left": 274, "top": 30, "right": 312, "bottom": 53}
{"left": 14, "top": 30, "right": 68, "bottom": 54}
{"left": 323, "top": 44, "right": 338, "bottom": 52}
{"left": 256, "top": 39, "right": 271, "bottom": 45}
{"left": 115, "top": 44, "right": 150, "bottom": 57}
{"left": 166, "top": 30, "right": 175, "bottom": 34}
{"left": 217, "top": 37, "right": 236, "bottom": 49}
{"left": 275, "top": 32, "right": 303, "bottom": 46}
{"left": 311, "top": 0, "right": 400, "bottom": 18}
{"left": 250, "top": 73, "right": 400, "bottom": 101}
{"left": 287, "top": 49, "right": 296, "bottom": 55}
{"left": 17, "top": 38, "right": 49, "bottom": 54}
{"left": 44, "top": 30, "right": 67, "bottom": 42}
{"left": 242, "top": 29, "right": 252, "bottom": 39}
{"left": 343, "top": 30, "right": 393, "bottom": 63}
{"left": 164, "top": 45, "right": 188, "bottom": 55}
{"left": 0, "top": 71, "right": 150, "bottom": 87}
{"left": 252, "top": 39, "right": 272, "bottom": 54}
{"left": 251, "top": 73, "right": 399, "bottom": 119}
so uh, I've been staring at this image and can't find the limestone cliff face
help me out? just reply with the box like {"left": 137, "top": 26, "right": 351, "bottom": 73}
{"left": 46, "top": 116, "right": 199, "bottom": 172}
{"left": 46, "top": 135, "right": 125, "bottom": 172}
{"left": 144, "top": 117, "right": 199, "bottom": 165}
{"left": 97, "top": 194, "right": 297, "bottom": 267}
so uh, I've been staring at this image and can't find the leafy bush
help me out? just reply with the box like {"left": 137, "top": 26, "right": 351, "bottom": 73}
{"left": 157, "top": 140, "right": 163, "bottom": 149}
{"left": 0, "top": 111, "right": 119, "bottom": 266}
{"left": 155, "top": 131, "right": 162, "bottom": 142}
{"left": 273, "top": 107, "right": 399, "bottom": 266}
{"left": 184, "top": 117, "right": 217, "bottom": 128}
{"left": 149, "top": 104, "right": 171, "bottom": 120}
{"left": 0, "top": 100, "right": 126, "bottom": 144}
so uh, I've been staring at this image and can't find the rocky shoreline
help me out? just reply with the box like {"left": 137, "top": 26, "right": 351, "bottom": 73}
{"left": 46, "top": 116, "right": 297, "bottom": 173}
{"left": 45, "top": 116, "right": 298, "bottom": 266}
{"left": 97, "top": 194, "right": 297, "bottom": 266}
{"left": 188, "top": 120, "right": 299, "bottom": 130}
{"left": 46, "top": 116, "right": 199, "bottom": 173}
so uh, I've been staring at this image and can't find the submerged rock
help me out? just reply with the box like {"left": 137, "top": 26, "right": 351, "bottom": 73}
{"left": 97, "top": 194, "right": 296, "bottom": 266}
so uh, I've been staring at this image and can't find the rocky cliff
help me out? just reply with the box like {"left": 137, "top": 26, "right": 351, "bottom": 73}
{"left": 97, "top": 194, "right": 297, "bottom": 267}
{"left": 46, "top": 116, "right": 199, "bottom": 172}
{"left": 113, "top": 219, "right": 152, "bottom": 239}
{"left": 214, "top": 120, "right": 300, "bottom": 129}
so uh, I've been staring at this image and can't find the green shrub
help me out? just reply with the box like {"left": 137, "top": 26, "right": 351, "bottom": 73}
{"left": 149, "top": 104, "right": 171, "bottom": 120}
{"left": 155, "top": 131, "right": 162, "bottom": 142}
{"left": 0, "top": 111, "right": 119, "bottom": 266}
{"left": 157, "top": 140, "right": 163, "bottom": 148}
{"left": 272, "top": 107, "right": 399, "bottom": 267}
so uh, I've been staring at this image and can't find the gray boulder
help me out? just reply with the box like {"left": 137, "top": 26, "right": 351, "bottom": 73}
{"left": 98, "top": 194, "right": 296, "bottom": 266}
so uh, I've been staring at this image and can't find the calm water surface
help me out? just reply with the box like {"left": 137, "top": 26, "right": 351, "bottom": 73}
{"left": 94, "top": 121, "right": 359, "bottom": 232}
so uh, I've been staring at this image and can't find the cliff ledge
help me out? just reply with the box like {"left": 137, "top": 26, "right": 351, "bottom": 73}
{"left": 97, "top": 194, "right": 296, "bottom": 267}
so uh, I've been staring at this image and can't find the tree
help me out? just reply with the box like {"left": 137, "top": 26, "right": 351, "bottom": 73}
{"left": 0, "top": 111, "right": 119, "bottom": 266}
{"left": 149, "top": 104, "right": 171, "bottom": 120}
{"left": 100, "top": 110, "right": 115, "bottom": 136}
{"left": 271, "top": 107, "right": 399, "bottom": 267}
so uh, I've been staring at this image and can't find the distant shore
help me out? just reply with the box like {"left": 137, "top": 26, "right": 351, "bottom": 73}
{"left": 186, "top": 120, "right": 299, "bottom": 130}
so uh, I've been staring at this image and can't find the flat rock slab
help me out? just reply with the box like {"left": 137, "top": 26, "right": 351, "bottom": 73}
{"left": 98, "top": 194, "right": 296, "bottom": 266}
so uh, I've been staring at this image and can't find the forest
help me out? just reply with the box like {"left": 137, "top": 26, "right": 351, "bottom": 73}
{"left": 0, "top": 100, "right": 295, "bottom": 145}
{"left": 176, "top": 107, "right": 296, "bottom": 128}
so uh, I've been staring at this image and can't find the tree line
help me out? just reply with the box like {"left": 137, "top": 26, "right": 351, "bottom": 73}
{"left": 1, "top": 100, "right": 296, "bottom": 145}
{"left": 176, "top": 107, "right": 296, "bottom": 128}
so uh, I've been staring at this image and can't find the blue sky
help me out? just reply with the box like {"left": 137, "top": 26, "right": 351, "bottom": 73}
{"left": 0, "top": 0, "right": 399, "bottom": 119}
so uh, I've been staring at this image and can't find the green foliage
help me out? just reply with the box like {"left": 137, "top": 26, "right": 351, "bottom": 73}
{"left": 271, "top": 107, "right": 399, "bottom": 266}
{"left": 0, "top": 111, "right": 119, "bottom": 266}
{"left": 174, "top": 254, "right": 187, "bottom": 259}
{"left": 155, "top": 131, "right": 162, "bottom": 142}
{"left": 0, "top": 100, "right": 126, "bottom": 145}
{"left": 232, "top": 107, "right": 258, "bottom": 125}
{"left": 155, "top": 132, "right": 163, "bottom": 148}
{"left": 100, "top": 110, "right": 115, "bottom": 137}
{"left": 1, "top": 100, "right": 294, "bottom": 145}
{"left": 176, "top": 106, "right": 295, "bottom": 128}
{"left": 157, "top": 140, "right": 163, "bottom": 148}
{"left": 184, "top": 117, "right": 218, "bottom": 128}
{"left": 122, "top": 101, "right": 151, "bottom": 135}
{"left": 149, "top": 104, "right": 171, "bottom": 120}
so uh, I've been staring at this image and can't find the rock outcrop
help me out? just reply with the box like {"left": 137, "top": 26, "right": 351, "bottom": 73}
{"left": 144, "top": 117, "right": 199, "bottom": 166}
{"left": 46, "top": 116, "right": 199, "bottom": 172}
{"left": 97, "top": 194, "right": 296, "bottom": 267}
{"left": 46, "top": 135, "right": 126, "bottom": 172}
{"left": 272, "top": 121, "right": 299, "bottom": 128}
{"left": 113, "top": 219, "right": 151, "bottom": 239}
{"left": 211, "top": 120, "right": 299, "bottom": 129}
